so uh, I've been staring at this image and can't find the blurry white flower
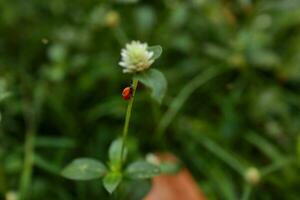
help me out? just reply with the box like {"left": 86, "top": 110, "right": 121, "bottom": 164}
{"left": 146, "top": 153, "right": 161, "bottom": 166}
{"left": 119, "top": 41, "right": 154, "bottom": 73}
{"left": 244, "top": 167, "right": 261, "bottom": 185}
{"left": 5, "top": 191, "right": 18, "bottom": 200}
{"left": 105, "top": 10, "right": 120, "bottom": 28}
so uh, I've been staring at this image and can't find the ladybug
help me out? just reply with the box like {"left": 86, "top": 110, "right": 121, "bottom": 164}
{"left": 122, "top": 86, "right": 133, "bottom": 100}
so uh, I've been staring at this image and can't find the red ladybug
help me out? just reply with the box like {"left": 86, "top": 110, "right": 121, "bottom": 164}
{"left": 122, "top": 86, "right": 133, "bottom": 100}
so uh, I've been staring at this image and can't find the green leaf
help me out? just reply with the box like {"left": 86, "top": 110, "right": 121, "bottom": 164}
{"left": 246, "top": 132, "right": 282, "bottom": 162}
{"left": 103, "top": 172, "right": 122, "bottom": 194}
{"left": 125, "top": 161, "right": 160, "bottom": 179}
{"left": 200, "top": 137, "right": 246, "bottom": 176}
{"left": 61, "top": 158, "right": 107, "bottom": 180}
{"left": 109, "top": 138, "right": 127, "bottom": 169}
{"left": 148, "top": 45, "right": 162, "bottom": 60}
{"left": 35, "top": 136, "right": 75, "bottom": 149}
{"left": 159, "top": 162, "right": 181, "bottom": 175}
{"left": 124, "top": 180, "right": 152, "bottom": 200}
{"left": 34, "top": 154, "right": 60, "bottom": 174}
{"left": 0, "top": 92, "right": 11, "bottom": 102}
{"left": 135, "top": 69, "right": 167, "bottom": 104}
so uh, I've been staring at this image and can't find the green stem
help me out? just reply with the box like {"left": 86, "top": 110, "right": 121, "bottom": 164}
{"left": 19, "top": 128, "right": 35, "bottom": 200}
{"left": 120, "top": 79, "right": 138, "bottom": 167}
{"left": 261, "top": 157, "right": 294, "bottom": 176}
{"left": 241, "top": 183, "right": 252, "bottom": 200}
{"left": 17, "top": 63, "right": 44, "bottom": 200}
{"left": 197, "top": 136, "right": 246, "bottom": 176}
{"left": 0, "top": 164, "right": 6, "bottom": 194}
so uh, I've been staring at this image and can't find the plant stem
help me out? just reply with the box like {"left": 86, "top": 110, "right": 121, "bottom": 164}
{"left": 195, "top": 136, "right": 246, "bottom": 176}
{"left": 0, "top": 164, "right": 6, "bottom": 194}
{"left": 261, "top": 157, "right": 294, "bottom": 176}
{"left": 19, "top": 128, "right": 35, "bottom": 200}
{"left": 18, "top": 77, "right": 44, "bottom": 200}
{"left": 120, "top": 79, "right": 138, "bottom": 167}
{"left": 241, "top": 183, "right": 252, "bottom": 200}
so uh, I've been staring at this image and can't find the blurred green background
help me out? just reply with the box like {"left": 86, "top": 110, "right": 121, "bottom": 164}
{"left": 1, "top": 0, "right": 300, "bottom": 199}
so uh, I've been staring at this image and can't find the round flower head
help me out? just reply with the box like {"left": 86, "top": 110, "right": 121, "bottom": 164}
{"left": 244, "top": 167, "right": 261, "bottom": 185}
{"left": 119, "top": 41, "right": 154, "bottom": 73}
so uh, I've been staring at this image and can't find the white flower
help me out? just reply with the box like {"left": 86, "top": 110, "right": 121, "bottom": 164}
{"left": 244, "top": 167, "right": 261, "bottom": 185}
{"left": 119, "top": 41, "right": 154, "bottom": 73}
{"left": 5, "top": 191, "right": 18, "bottom": 200}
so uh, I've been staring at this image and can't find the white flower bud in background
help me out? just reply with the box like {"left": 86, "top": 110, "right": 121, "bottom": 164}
{"left": 5, "top": 191, "right": 18, "bottom": 200}
{"left": 146, "top": 153, "right": 161, "bottom": 166}
{"left": 119, "top": 41, "right": 154, "bottom": 73}
{"left": 41, "top": 38, "right": 49, "bottom": 44}
{"left": 244, "top": 167, "right": 261, "bottom": 185}
{"left": 105, "top": 10, "right": 120, "bottom": 28}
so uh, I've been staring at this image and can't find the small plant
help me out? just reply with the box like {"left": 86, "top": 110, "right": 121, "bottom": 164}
{"left": 61, "top": 41, "right": 169, "bottom": 194}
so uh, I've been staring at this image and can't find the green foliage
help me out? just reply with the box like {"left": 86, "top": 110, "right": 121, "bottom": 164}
{"left": 115, "top": 0, "right": 139, "bottom": 4}
{"left": 135, "top": 69, "right": 167, "bottom": 103}
{"left": 1, "top": 0, "right": 300, "bottom": 199}
{"left": 159, "top": 162, "right": 181, "bottom": 175}
{"left": 61, "top": 139, "right": 161, "bottom": 194}
{"left": 61, "top": 158, "right": 107, "bottom": 180}
{"left": 298, "top": 136, "right": 300, "bottom": 163}
{"left": 125, "top": 161, "right": 160, "bottom": 179}
{"left": 103, "top": 172, "right": 122, "bottom": 194}
{"left": 148, "top": 45, "right": 163, "bottom": 60}
{"left": 108, "top": 138, "right": 126, "bottom": 170}
{"left": 123, "top": 180, "right": 152, "bottom": 200}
